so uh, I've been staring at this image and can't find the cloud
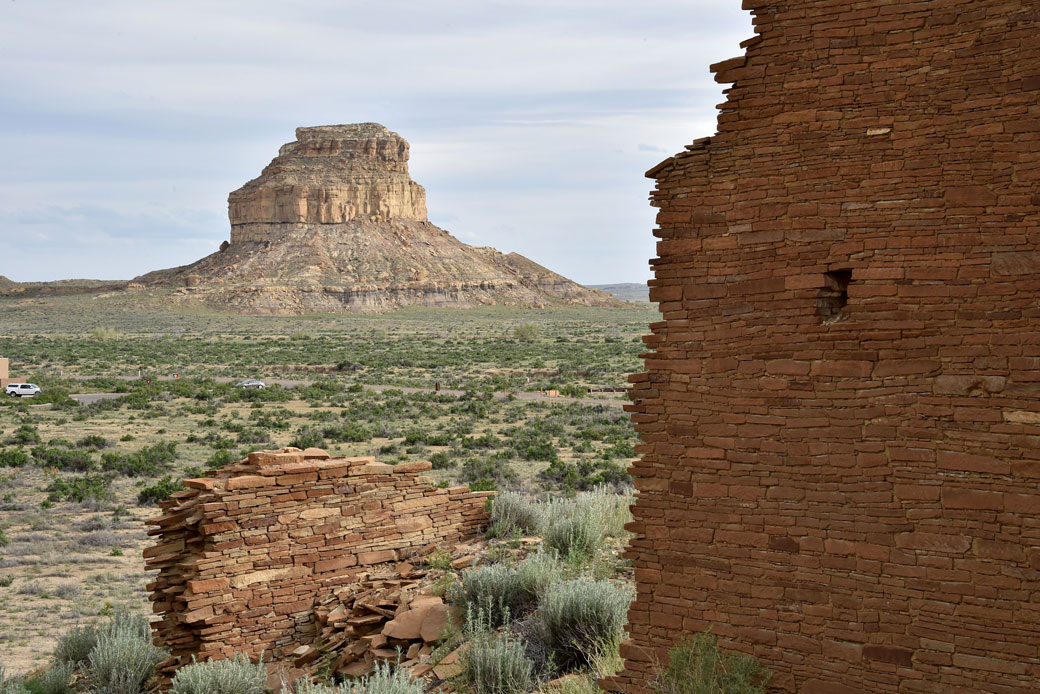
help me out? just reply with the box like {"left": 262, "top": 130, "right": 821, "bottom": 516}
{"left": 0, "top": 0, "right": 752, "bottom": 284}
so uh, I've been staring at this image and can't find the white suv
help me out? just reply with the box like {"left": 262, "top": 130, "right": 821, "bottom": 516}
{"left": 5, "top": 383, "right": 42, "bottom": 397}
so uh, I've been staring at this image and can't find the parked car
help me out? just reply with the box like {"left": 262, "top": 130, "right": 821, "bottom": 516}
{"left": 5, "top": 383, "right": 42, "bottom": 397}
{"left": 234, "top": 379, "right": 266, "bottom": 389}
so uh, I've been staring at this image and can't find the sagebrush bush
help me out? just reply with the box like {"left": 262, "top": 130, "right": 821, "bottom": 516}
{"left": 657, "top": 632, "right": 769, "bottom": 694}
{"left": 543, "top": 503, "right": 604, "bottom": 561}
{"left": 488, "top": 492, "right": 546, "bottom": 538}
{"left": 455, "top": 564, "right": 521, "bottom": 628}
{"left": 455, "top": 551, "right": 565, "bottom": 620}
{"left": 290, "top": 661, "right": 424, "bottom": 694}
{"left": 87, "top": 611, "right": 166, "bottom": 694}
{"left": 515, "top": 550, "right": 565, "bottom": 607}
{"left": 466, "top": 633, "right": 536, "bottom": 694}
{"left": 54, "top": 623, "right": 99, "bottom": 666}
{"left": 355, "top": 661, "right": 426, "bottom": 694}
{"left": 35, "top": 661, "right": 75, "bottom": 694}
{"left": 536, "top": 578, "right": 633, "bottom": 671}
{"left": 169, "top": 653, "right": 266, "bottom": 694}
{"left": 0, "top": 667, "right": 29, "bottom": 694}
{"left": 579, "top": 486, "right": 633, "bottom": 538}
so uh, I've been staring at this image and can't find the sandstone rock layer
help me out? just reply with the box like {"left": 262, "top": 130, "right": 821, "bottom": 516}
{"left": 137, "top": 123, "right": 620, "bottom": 313}
{"left": 608, "top": 2, "right": 1040, "bottom": 694}
{"left": 229, "top": 124, "right": 427, "bottom": 242}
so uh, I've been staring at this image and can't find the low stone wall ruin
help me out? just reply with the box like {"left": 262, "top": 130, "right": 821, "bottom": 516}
{"left": 144, "top": 448, "right": 491, "bottom": 676}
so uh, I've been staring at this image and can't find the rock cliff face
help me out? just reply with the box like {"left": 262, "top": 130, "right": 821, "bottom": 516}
{"left": 138, "top": 124, "right": 620, "bottom": 314}
{"left": 228, "top": 124, "right": 428, "bottom": 242}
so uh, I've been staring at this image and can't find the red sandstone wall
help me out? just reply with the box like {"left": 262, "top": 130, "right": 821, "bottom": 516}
{"left": 145, "top": 448, "right": 490, "bottom": 675}
{"left": 608, "top": 1, "right": 1039, "bottom": 693}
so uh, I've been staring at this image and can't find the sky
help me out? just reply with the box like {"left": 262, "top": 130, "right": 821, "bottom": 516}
{"left": 0, "top": 1, "right": 752, "bottom": 285}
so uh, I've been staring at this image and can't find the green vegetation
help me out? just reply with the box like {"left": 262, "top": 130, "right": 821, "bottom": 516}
{"left": 292, "top": 661, "right": 426, "bottom": 694}
{"left": 137, "top": 476, "right": 184, "bottom": 505}
{"left": 656, "top": 632, "right": 770, "bottom": 694}
{"left": 465, "top": 627, "right": 535, "bottom": 694}
{"left": 536, "top": 578, "right": 634, "bottom": 671}
{"left": 86, "top": 611, "right": 166, "bottom": 694}
{"left": 168, "top": 654, "right": 267, "bottom": 694}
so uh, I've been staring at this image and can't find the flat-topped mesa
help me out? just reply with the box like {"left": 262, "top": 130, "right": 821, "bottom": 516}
{"left": 229, "top": 123, "right": 428, "bottom": 244}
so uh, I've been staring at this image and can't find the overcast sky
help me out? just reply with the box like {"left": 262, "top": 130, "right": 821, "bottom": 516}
{"left": 0, "top": 1, "right": 751, "bottom": 285}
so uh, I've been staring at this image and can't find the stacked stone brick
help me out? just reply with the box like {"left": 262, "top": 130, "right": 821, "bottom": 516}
{"left": 145, "top": 447, "right": 491, "bottom": 676}
{"left": 607, "top": 1, "right": 1039, "bottom": 693}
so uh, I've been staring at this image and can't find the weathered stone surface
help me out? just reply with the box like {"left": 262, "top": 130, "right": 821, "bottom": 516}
{"left": 229, "top": 124, "right": 428, "bottom": 239}
{"left": 144, "top": 447, "right": 490, "bottom": 679}
{"left": 134, "top": 123, "right": 621, "bottom": 314}
{"left": 608, "top": 2, "right": 1040, "bottom": 694}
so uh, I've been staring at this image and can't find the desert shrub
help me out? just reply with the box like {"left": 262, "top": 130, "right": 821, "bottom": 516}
{"left": 77, "top": 515, "right": 111, "bottom": 532}
{"left": 429, "top": 451, "right": 453, "bottom": 469}
{"left": 513, "top": 323, "right": 541, "bottom": 340}
{"left": 88, "top": 327, "right": 122, "bottom": 340}
{"left": 28, "top": 661, "right": 75, "bottom": 694}
{"left": 292, "top": 682, "right": 340, "bottom": 694}
{"left": 0, "top": 448, "right": 29, "bottom": 468}
{"left": 77, "top": 435, "right": 108, "bottom": 449}
{"left": 535, "top": 578, "right": 633, "bottom": 671}
{"left": 459, "top": 454, "right": 518, "bottom": 492}
{"left": 206, "top": 449, "right": 236, "bottom": 469}
{"left": 515, "top": 551, "right": 566, "bottom": 607}
{"left": 543, "top": 502, "right": 604, "bottom": 562}
{"left": 488, "top": 492, "right": 545, "bottom": 538}
{"left": 46, "top": 474, "right": 114, "bottom": 504}
{"left": 294, "top": 661, "right": 424, "bottom": 694}
{"left": 460, "top": 433, "right": 498, "bottom": 450}
{"left": 455, "top": 565, "right": 521, "bottom": 628}
{"left": 0, "top": 529, "right": 8, "bottom": 547}
{"left": 358, "top": 661, "right": 426, "bottom": 694}
{"left": 579, "top": 486, "right": 633, "bottom": 538}
{"left": 54, "top": 623, "right": 99, "bottom": 667}
{"left": 30, "top": 446, "right": 95, "bottom": 472}
{"left": 656, "top": 631, "right": 769, "bottom": 694}
{"left": 290, "top": 428, "right": 324, "bottom": 450}
{"left": 466, "top": 632, "right": 535, "bottom": 694}
{"left": 87, "top": 611, "right": 166, "bottom": 694}
{"left": 5, "top": 424, "right": 41, "bottom": 446}
{"left": 138, "top": 477, "right": 183, "bottom": 505}
{"left": 0, "top": 668, "right": 29, "bottom": 694}
{"left": 78, "top": 531, "right": 121, "bottom": 549}
{"left": 101, "top": 441, "right": 177, "bottom": 477}
{"left": 320, "top": 422, "right": 370, "bottom": 443}
{"left": 168, "top": 653, "right": 266, "bottom": 694}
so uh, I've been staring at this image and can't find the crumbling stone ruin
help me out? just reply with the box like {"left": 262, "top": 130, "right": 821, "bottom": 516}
{"left": 607, "top": 1, "right": 1039, "bottom": 693}
{"left": 134, "top": 123, "right": 620, "bottom": 313}
{"left": 145, "top": 448, "right": 491, "bottom": 679}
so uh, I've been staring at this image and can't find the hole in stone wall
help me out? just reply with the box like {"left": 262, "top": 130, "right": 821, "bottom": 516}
{"left": 818, "top": 269, "right": 852, "bottom": 323}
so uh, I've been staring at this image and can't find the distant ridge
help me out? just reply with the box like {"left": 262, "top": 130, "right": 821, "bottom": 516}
{"left": 587, "top": 283, "right": 649, "bottom": 303}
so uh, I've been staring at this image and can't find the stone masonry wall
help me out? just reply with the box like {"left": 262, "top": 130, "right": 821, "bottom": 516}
{"left": 145, "top": 448, "right": 491, "bottom": 675}
{"left": 607, "top": 1, "right": 1039, "bottom": 693}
